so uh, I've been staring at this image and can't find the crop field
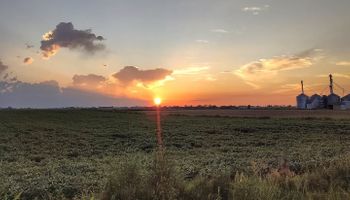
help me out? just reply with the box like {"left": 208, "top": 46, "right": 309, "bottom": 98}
{"left": 1, "top": 109, "right": 350, "bottom": 199}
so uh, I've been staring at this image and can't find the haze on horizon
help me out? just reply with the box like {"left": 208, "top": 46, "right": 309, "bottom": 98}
{"left": 0, "top": 0, "right": 350, "bottom": 108}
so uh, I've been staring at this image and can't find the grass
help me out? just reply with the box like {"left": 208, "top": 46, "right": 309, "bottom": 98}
{"left": 101, "top": 153, "right": 350, "bottom": 200}
{"left": 0, "top": 109, "right": 350, "bottom": 199}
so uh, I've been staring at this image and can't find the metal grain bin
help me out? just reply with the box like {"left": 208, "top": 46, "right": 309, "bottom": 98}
{"left": 327, "top": 93, "right": 341, "bottom": 108}
{"left": 342, "top": 94, "right": 350, "bottom": 101}
{"left": 307, "top": 94, "right": 321, "bottom": 109}
{"left": 296, "top": 93, "right": 309, "bottom": 109}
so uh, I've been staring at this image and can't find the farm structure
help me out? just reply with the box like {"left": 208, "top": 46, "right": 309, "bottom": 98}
{"left": 296, "top": 74, "right": 350, "bottom": 110}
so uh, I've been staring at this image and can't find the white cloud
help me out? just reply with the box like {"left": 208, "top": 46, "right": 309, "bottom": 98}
{"left": 242, "top": 5, "right": 270, "bottom": 15}
{"left": 211, "top": 29, "right": 228, "bottom": 33}
{"left": 235, "top": 50, "right": 319, "bottom": 88}
{"left": 336, "top": 61, "right": 350, "bottom": 66}
{"left": 173, "top": 67, "right": 209, "bottom": 75}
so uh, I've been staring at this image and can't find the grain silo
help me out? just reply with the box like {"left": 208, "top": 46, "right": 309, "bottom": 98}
{"left": 296, "top": 80, "right": 309, "bottom": 109}
{"left": 307, "top": 94, "right": 322, "bottom": 109}
{"left": 326, "top": 74, "right": 341, "bottom": 109}
{"left": 341, "top": 94, "right": 350, "bottom": 110}
{"left": 342, "top": 94, "right": 350, "bottom": 101}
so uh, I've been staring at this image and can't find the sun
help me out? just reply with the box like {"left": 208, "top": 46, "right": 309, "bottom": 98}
{"left": 154, "top": 97, "right": 162, "bottom": 106}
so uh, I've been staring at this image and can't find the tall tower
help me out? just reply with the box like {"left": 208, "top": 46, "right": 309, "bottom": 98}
{"left": 329, "top": 74, "right": 334, "bottom": 94}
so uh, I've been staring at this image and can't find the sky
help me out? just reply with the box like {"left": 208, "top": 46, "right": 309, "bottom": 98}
{"left": 0, "top": 0, "right": 350, "bottom": 107}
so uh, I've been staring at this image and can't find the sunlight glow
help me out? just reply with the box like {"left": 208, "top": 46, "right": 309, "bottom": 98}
{"left": 154, "top": 97, "right": 162, "bottom": 106}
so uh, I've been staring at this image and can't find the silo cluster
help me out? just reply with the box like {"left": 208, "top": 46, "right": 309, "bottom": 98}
{"left": 296, "top": 74, "right": 350, "bottom": 110}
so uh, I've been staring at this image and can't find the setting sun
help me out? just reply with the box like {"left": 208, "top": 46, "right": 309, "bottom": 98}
{"left": 154, "top": 97, "right": 162, "bottom": 106}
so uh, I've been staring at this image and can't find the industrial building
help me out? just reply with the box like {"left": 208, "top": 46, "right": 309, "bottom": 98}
{"left": 296, "top": 74, "right": 350, "bottom": 110}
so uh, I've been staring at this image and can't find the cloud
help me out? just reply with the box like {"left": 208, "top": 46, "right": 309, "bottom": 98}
{"left": 72, "top": 74, "right": 106, "bottom": 87}
{"left": 211, "top": 29, "right": 228, "bottom": 33}
{"left": 25, "top": 43, "right": 34, "bottom": 49}
{"left": 242, "top": 5, "right": 270, "bottom": 15}
{"left": 113, "top": 66, "right": 173, "bottom": 86}
{"left": 318, "top": 73, "right": 350, "bottom": 79}
{"left": 205, "top": 75, "right": 216, "bottom": 82}
{"left": 23, "top": 57, "right": 34, "bottom": 65}
{"left": 0, "top": 60, "right": 8, "bottom": 74}
{"left": 238, "top": 56, "right": 312, "bottom": 74}
{"left": 235, "top": 50, "right": 319, "bottom": 88}
{"left": 271, "top": 83, "right": 301, "bottom": 94}
{"left": 40, "top": 22, "right": 105, "bottom": 58}
{"left": 0, "top": 61, "right": 17, "bottom": 83}
{"left": 0, "top": 80, "right": 146, "bottom": 108}
{"left": 173, "top": 67, "right": 209, "bottom": 75}
{"left": 195, "top": 39, "right": 209, "bottom": 44}
{"left": 336, "top": 61, "right": 350, "bottom": 66}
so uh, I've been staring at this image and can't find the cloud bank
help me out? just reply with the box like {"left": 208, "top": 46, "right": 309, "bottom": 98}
{"left": 40, "top": 22, "right": 105, "bottom": 58}
{"left": 0, "top": 80, "right": 146, "bottom": 108}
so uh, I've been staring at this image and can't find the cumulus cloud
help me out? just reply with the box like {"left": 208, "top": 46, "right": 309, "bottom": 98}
{"left": 336, "top": 61, "right": 350, "bottom": 66}
{"left": 0, "top": 60, "right": 8, "bottom": 74}
{"left": 113, "top": 66, "right": 172, "bottom": 86}
{"left": 40, "top": 22, "right": 105, "bottom": 58}
{"left": 242, "top": 5, "right": 270, "bottom": 15}
{"left": 23, "top": 57, "right": 34, "bottom": 65}
{"left": 235, "top": 50, "right": 319, "bottom": 88}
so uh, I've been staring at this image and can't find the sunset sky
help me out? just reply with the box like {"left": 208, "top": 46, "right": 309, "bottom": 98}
{"left": 0, "top": 0, "right": 350, "bottom": 107}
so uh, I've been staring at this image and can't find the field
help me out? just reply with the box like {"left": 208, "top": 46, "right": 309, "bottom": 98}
{"left": 1, "top": 109, "right": 350, "bottom": 199}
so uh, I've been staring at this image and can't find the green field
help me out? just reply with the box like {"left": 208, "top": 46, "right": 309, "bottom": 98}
{"left": 1, "top": 109, "right": 350, "bottom": 199}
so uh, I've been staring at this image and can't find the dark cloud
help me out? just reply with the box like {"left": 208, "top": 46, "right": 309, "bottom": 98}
{"left": 0, "top": 61, "right": 17, "bottom": 83}
{"left": 23, "top": 57, "right": 34, "bottom": 64}
{"left": 0, "top": 80, "right": 146, "bottom": 108}
{"left": 113, "top": 66, "right": 172, "bottom": 85}
{"left": 0, "top": 60, "right": 8, "bottom": 74}
{"left": 25, "top": 43, "right": 34, "bottom": 49}
{"left": 40, "top": 22, "right": 105, "bottom": 58}
{"left": 3, "top": 73, "right": 9, "bottom": 80}
{"left": 72, "top": 74, "right": 106, "bottom": 87}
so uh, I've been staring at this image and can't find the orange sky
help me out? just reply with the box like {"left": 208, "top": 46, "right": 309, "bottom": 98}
{"left": 0, "top": 1, "right": 350, "bottom": 107}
